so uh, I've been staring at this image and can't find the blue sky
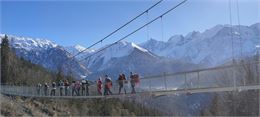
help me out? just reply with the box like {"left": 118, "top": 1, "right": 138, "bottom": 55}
{"left": 1, "top": 0, "right": 259, "bottom": 49}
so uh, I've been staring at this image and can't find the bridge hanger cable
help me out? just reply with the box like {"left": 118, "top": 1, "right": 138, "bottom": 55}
{"left": 78, "top": 0, "right": 188, "bottom": 62}
{"left": 229, "top": 0, "right": 235, "bottom": 63}
{"left": 69, "top": 0, "right": 164, "bottom": 60}
{"left": 146, "top": 11, "right": 150, "bottom": 41}
{"left": 236, "top": 0, "right": 243, "bottom": 60}
{"left": 161, "top": 16, "right": 164, "bottom": 42}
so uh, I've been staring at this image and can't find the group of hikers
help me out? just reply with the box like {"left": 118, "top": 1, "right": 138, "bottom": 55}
{"left": 36, "top": 72, "right": 140, "bottom": 96}
{"left": 36, "top": 79, "right": 89, "bottom": 96}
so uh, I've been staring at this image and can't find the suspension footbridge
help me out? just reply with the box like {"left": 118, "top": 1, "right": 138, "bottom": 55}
{"left": 0, "top": 0, "right": 259, "bottom": 106}
{"left": 1, "top": 61, "right": 259, "bottom": 99}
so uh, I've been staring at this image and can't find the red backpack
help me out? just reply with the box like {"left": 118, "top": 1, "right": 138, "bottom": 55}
{"left": 134, "top": 74, "right": 140, "bottom": 84}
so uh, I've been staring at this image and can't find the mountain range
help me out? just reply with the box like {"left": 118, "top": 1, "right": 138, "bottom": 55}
{"left": 1, "top": 23, "right": 259, "bottom": 79}
{"left": 0, "top": 34, "right": 90, "bottom": 79}
{"left": 141, "top": 23, "right": 260, "bottom": 66}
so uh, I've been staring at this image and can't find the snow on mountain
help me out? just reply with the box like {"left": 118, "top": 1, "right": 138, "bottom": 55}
{"left": 141, "top": 38, "right": 167, "bottom": 55}
{"left": 200, "top": 24, "right": 225, "bottom": 39}
{"left": 74, "top": 44, "right": 86, "bottom": 51}
{"left": 83, "top": 41, "right": 155, "bottom": 69}
{"left": 2, "top": 23, "right": 258, "bottom": 80}
{"left": 141, "top": 23, "right": 260, "bottom": 66}
{"left": 65, "top": 44, "right": 96, "bottom": 54}
{"left": 81, "top": 41, "right": 197, "bottom": 80}
{"left": 65, "top": 44, "right": 95, "bottom": 59}
{"left": 0, "top": 34, "right": 90, "bottom": 79}
{"left": 1, "top": 34, "right": 58, "bottom": 50}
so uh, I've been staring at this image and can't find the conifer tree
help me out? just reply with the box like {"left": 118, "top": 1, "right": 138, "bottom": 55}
{"left": 1, "top": 35, "right": 10, "bottom": 83}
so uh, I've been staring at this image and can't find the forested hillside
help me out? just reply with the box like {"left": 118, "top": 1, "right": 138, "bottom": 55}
{"left": 1, "top": 35, "right": 71, "bottom": 85}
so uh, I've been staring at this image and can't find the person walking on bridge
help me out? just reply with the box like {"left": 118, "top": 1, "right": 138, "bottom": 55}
{"left": 130, "top": 72, "right": 140, "bottom": 94}
{"left": 36, "top": 83, "right": 42, "bottom": 95}
{"left": 50, "top": 82, "right": 56, "bottom": 96}
{"left": 118, "top": 74, "right": 127, "bottom": 94}
{"left": 71, "top": 81, "right": 76, "bottom": 96}
{"left": 75, "top": 81, "right": 81, "bottom": 96}
{"left": 44, "top": 83, "right": 49, "bottom": 96}
{"left": 97, "top": 77, "right": 102, "bottom": 95}
{"left": 59, "top": 80, "right": 64, "bottom": 96}
{"left": 64, "top": 80, "right": 69, "bottom": 96}
{"left": 81, "top": 79, "right": 86, "bottom": 96}
{"left": 104, "top": 75, "right": 113, "bottom": 95}
{"left": 81, "top": 78, "right": 90, "bottom": 96}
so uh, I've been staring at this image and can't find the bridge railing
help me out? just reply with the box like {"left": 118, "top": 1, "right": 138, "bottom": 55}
{"left": 1, "top": 60, "right": 259, "bottom": 97}
{"left": 137, "top": 60, "right": 260, "bottom": 92}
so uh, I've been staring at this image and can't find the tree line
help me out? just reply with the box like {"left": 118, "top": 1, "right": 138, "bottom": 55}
{"left": 1, "top": 35, "right": 74, "bottom": 86}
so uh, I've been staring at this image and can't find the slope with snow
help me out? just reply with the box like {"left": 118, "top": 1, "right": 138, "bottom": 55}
{"left": 141, "top": 23, "right": 260, "bottom": 66}
{"left": 0, "top": 34, "right": 58, "bottom": 50}
{"left": 83, "top": 41, "right": 155, "bottom": 70}
{"left": 2, "top": 23, "right": 258, "bottom": 79}
{"left": 0, "top": 34, "right": 90, "bottom": 79}
{"left": 80, "top": 41, "right": 197, "bottom": 80}
{"left": 65, "top": 44, "right": 95, "bottom": 60}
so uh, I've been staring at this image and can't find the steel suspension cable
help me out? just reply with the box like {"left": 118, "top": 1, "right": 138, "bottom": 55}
{"left": 229, "top": 0, "right": 235, "bottom": 63}
{"left": 78, "top": 0, "right": 188, "bottom": 62}
{"left": 70, "top": 0, "right": 163, "bottom": 60}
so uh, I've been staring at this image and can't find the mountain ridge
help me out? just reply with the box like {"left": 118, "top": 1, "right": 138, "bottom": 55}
{"left": 0, "top": 35, "right": 90, "bottom": 79}
{"left": 1, "top": 23, "right": 259, "bottom": 79}
{"left": 141, "top": 23, "right": 260, "bottom": 66}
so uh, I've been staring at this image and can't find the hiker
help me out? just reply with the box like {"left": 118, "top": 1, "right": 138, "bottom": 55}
{"left": 81, "top": 79, "right": 86, "bottom": 96}
{"left": 71, "top": 81, "right": 76, "bottom": 96}
{"left": 97, "top": 77, "right": 102, "bottom": 95}
{"left": 130, "top": 72, "right": 140, "bottom": 94}
{"left": 50, "top": 82, "right": 56, "bottom": 96}
{"left": 44, "top": 83, "right": 49, "bottom": 96}
{"left": 36, "top": 83, "right": 42, "bottom": 95}
{"left": 59, "top": 80, "right": 64, "bottom": 96}
{"left": 118, "top": 74, "right": 127, "bottom": 94}
{"left": 104, "top": 75, "right": 113, "bottom": 95}
{"left": 85, "top": 79, "right": 90, "bottom": 96}
{"left": 75, "top": 81, "right": 81, "bottom": 96}
{"left": 64, "top": 80, "right": 70, "bottom": 96}
{"left": 81, "top": 78, "right": 89, "bottom": 96}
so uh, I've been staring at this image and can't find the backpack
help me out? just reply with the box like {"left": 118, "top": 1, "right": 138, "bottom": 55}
{"left": 37, "top": 84, "right": 42, "bottom": 87}
{"left": 134, "top": 74, "right": 140, "bottom": 84}
{"left": 118, "top": 75, "right": 124, "bottom": 80}
{"left": 81, "top": 80, "right": 86, "bottom": 84}
{"left": 64, "top": 82, "right": 69, "bottom": 87}
{"left": 52, "top": 82, "right": 56, "bottom": 88}
{"left": 105, "top": 78, "right": 112, "bottom": 88}
{"left": 122, "top": 75, "right": 126, "bottom": 80}
{"left": 107, "top": 81, "right": 112, "bottom": 89}
{"left": 58, "top": 81, "right": 63, "bottom": 87}
{"left": 44, "top": 84, "right": 48, "bottom": 88}
{"left": 86, "top": 80, "right": 90, "bottom": 86}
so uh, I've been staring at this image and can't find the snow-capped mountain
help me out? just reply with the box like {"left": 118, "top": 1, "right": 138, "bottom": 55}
{"left": 0, "top": 34, "right": 90, "bottom": 79}
{"left": 141, "top": 23, "right": 260, "bottom": 66}
{"left": 81, "top": 41, "right": 197, "bottom": 80}
{"left": 83, "top": 41, "right": 156, "bottom": 69}
{"left": 5, "top": 35, "right": 58, "bottom": 51}
{"left": 66, "top": 44, "right": 86, "bottom": 54}
{"left": 2, "top": 23, "right": 258, "bottom": 80}
{"left": 65, "top": 44, "right": 95, "bottom": 59}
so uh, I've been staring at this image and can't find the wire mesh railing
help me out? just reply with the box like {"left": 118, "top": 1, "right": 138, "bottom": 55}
{"left": 1, "top": 60, "right": 259, "bottom": 98}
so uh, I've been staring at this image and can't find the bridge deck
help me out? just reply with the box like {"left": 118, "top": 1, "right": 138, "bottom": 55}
{"left": 1, "top": 61, "right": 259, "bottom": 99}
{"left": 1, "top": 84, "right": 259, "bottom": 99}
